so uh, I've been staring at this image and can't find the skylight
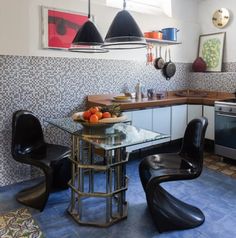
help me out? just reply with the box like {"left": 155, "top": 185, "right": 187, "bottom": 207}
{"left": 106, "top": 0, "right": 172, "bottom": 17}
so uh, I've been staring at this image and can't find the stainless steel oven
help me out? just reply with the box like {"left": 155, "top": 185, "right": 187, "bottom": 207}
{"left": 215, "top": 99, "right": 236, "bottom": 160}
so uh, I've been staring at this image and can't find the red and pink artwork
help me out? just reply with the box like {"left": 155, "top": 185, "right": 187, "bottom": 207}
{"left": 42, "top": 7, "right": 88, "bottom": 49}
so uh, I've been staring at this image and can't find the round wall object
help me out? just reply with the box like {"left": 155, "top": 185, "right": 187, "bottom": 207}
{"left": 212, "top": 8, "right": 230, "bottom": 29}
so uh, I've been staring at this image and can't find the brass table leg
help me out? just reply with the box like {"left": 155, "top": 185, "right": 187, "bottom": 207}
{"left": 68, "top": 136, "right": 129, "bottom": 227}
{"left": 88, "top": 143, "right": 94, "bottom": 193}
{"left": 69, "top": 135, "right": 76, "bottom": 214}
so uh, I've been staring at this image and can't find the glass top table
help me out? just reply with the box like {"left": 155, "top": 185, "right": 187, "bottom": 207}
{"left": 47, "top": 117, "right": 169, "bottom": 150}
{"left": 46, "top": 117, "right": 170, "bottom": 227}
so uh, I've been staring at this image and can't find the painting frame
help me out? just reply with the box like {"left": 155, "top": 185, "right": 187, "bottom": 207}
{"left": 198, "top": 32, "right": 226, "bottom": 72}
{"left": 41, "top": 6, "right": 92, "bottom": 50}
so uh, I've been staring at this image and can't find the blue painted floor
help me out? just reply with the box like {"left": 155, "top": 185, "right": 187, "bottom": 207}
{"left": 1, "top": 159, "right": 236, "bottom": 238}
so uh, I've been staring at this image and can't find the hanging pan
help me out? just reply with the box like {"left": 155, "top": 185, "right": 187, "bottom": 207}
{"left": 162, "top": 48, "right": 176, "bottom": 80}
{"left": 154, "top": 46, "right": 165, "bottom": 70}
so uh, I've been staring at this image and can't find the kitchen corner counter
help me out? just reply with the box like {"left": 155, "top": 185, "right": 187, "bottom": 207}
{"left": 87, "top": 90, "right": 235, "bottom": 111}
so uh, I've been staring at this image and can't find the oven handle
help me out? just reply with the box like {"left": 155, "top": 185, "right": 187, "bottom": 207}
{"left": 216, "top": 113, "right": 236, "bottom": 118}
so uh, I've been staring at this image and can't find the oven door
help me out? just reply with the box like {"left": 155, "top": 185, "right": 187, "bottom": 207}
{"left": 215, "top": 112, "right": 236, "bottom": 149}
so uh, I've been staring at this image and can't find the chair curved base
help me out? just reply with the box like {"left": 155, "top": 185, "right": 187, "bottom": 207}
{"left": 148, "top": 185, "right": 205, "bottom": 232}
{"left": 16, "top": 180, "right": 49, "bottom": 212}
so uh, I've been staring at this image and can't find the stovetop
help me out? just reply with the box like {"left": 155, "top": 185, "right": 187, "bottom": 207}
{"left": 215, "top": 98, "right": 236, "bottom": 112}
{"left": 215, "top": 98, "right": 236, "bottom": 105}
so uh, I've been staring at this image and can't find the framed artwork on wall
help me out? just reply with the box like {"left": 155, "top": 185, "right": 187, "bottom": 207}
{"left": 41, "top": 7, "right": 88, "bottom": 49}
{"left": 198, "top": 32, "right": 225, "bottom": 72}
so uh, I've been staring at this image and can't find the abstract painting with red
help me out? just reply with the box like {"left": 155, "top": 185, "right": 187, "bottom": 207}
{"left": 42, "top": 7, "right": 88, "bottom": 49}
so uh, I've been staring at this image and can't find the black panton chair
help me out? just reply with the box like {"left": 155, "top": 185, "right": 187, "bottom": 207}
{"left": 11, "top": 110, "right": 71, "bottom": 211}
{"left": 139, "top": 117, "right": 208, "bottom": 232}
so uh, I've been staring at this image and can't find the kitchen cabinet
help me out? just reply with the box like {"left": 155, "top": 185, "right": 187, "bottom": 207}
{"left": 171, "top": 105, "right": 187, "bottom": 140}
{"left": 126, "top": 109, "right": 153, "bottom": 152}
{"left": 125, "top": 108, "right": 172, "bottom": 151}
{"left": 122, "top": 111, "right": 132, "bottom": 121}
{"left": 132, "top": 109, "right": 153, "bottom": 130}
{"left": 187, "top": 104, "right": 203, "bottom": 123}
{"left": 152, "top": 107, "right": 171, "bottom": 145}
{"left": 203, "top": 106, "right": 215, "bottom": 140}
{"left": 124, "top": 103, "right": 210, "bottom": 152}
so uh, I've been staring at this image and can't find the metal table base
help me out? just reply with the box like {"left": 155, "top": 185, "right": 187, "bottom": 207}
{"left": 46, "top": 118, "right": 168, "bottom": 227}
{"left": 68, "top": 135, "right": 129, "bottom": 227}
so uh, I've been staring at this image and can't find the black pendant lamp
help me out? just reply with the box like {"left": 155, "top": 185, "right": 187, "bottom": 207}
{"left": 69, "top": 0, "right": 108, "bottom": 53}
{"left": 102, "top": 0, "right": 147, "bottom": 50}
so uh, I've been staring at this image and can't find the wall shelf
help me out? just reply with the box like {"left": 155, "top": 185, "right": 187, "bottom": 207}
{"left": 190, "top": 71, "right": 236, "bottom": 74}
{"left": 145, "top": 38, "right": 182, "bottom": 45}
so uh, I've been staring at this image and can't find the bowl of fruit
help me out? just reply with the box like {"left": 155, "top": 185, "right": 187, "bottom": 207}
{"left": 72, "top": 105, "right": 127, "bottom": 127}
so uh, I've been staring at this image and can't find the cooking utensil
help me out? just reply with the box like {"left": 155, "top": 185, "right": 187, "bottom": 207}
{"left": 149, "top": 31, "right": 158, "bottom": 39}
{"left": 146, "top": 44, "right": 154, "bottom": 65}
{"left": 154, "top": 46, "right": 165, "bottom": 70}
{"left": 146, "top": 47, "right": 150, "bottom": 65}
{"left": 161, "top": 28, "right": 179, "bottom": 41}
{"left": 162, "top": 48, "right": 176, "bottom": 80}
{"left": 144, "top": 32, "right": 151, "bottom": 38}
{"left": 144, "top": 31, "right": 162, "bottom": 39}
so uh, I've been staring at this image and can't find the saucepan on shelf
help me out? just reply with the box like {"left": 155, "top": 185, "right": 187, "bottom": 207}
{"left": 161, "top": 28, "right": 179, "bottom": 41}
{"left": 144, "top": 31, "right": 163, "bottom": 40}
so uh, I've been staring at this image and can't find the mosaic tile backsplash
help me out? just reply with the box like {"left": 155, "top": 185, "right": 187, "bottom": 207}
{"left": 1, "top": 55, "right": 236, "bottom": 186}
{"left": 0, "top": 55, "right": 190, "bottom": 186}
{"left": 189, "top": 62, "right": 236, "bottom": 92}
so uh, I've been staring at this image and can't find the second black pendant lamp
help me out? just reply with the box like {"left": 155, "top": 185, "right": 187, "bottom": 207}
{"left": 69, "top": 0, "right": 108, "bottom": 53}
{"left": 102, "top": 0, "right": 147, "bottom": 50}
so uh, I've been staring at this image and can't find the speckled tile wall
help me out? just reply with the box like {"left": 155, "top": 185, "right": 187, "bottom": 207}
{"left": 2, "top": 54, "right": 235, "bottom": 186}
{"left": 189, "top": 62, "right": 236, "bottom": 92}
{"left": 0, "top": 55, "right": 190, "bottom": 186}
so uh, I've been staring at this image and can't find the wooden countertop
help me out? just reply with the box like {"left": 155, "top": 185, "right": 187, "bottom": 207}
{"left": 87, "top": 90, "right": 235, "bottom": 111}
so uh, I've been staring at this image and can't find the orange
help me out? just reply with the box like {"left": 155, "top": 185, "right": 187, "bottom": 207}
{"left": 102, "top": 112, "right": 111, "bottom": 118}
{"left": 89, "top": 106, "right": 99, "bottom": 114}
{"left": 90, "top": 114, "right": 99, "bottom": 123}
{"left": 95, "top": 111, "right": 103, "bottom": 120}
{"left": 83, "top": 110, "right": 92, "bottom": 120}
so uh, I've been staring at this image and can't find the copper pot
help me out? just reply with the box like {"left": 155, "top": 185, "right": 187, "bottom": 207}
{"left": 144, "top": 31, "right": 162, "bottom": 39}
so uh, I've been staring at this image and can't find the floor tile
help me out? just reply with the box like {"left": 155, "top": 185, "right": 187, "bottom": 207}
{"left": 1, "top": 157, "right": 236, "bottom": 238}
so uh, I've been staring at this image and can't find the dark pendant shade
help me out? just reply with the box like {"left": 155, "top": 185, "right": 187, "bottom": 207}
{"left": 70, "top": 20, "right": 108, "bottom": 53}
{"left": 72, "top": 20, "right": 103, "bottom": 45}
{"left": 102, "top": 10, "right": 147, "bottom": 49}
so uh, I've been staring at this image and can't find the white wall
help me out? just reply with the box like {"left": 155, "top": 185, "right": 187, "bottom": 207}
{"left": 198, "top": 0, "right": 236, "bottom": 62}
{"left": 0, "top": 0, "right": 201, "bottom": 62}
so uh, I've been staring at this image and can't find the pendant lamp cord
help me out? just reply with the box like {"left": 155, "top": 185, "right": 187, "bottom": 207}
{"left": 123, "top": 0, "right": 126, "bottom": 10}
{"left": 88, "top": 0, "right": 91, "bottom": 19}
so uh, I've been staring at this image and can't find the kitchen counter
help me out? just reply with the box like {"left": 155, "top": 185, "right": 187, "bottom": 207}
{"left": 87, "top": 90, "right": 235, "bottom": 111}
